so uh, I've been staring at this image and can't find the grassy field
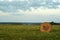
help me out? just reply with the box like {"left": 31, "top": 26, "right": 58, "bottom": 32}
{"left": 0, "top": 24, "right": 60, "bottom": 40}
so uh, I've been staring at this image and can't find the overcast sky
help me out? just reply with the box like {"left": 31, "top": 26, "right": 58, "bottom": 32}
{"left": 0, "top": 0, "right": 60, "bottom": 23}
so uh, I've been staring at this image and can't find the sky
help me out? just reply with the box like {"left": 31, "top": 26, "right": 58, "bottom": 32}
{"left": 0, "top": 0, "right": 60, "bottom": 23}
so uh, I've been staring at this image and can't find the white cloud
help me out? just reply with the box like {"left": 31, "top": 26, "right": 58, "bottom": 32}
{"left": 0, "top": 0, "right": 4, "bottom": 1}
{"left": 12, "top": 0, "right": 29, "bottom": 1}
{"left": 53, "top": 0, "right": 60, "bottom": 2}
{"left": 8, "top": 0, "right": 13, "bottom": 2}
{"left": 53, "top": 0, "right": 57, "bottom": 2}
{"left": 0, "top": 11, "right": 11, "bottom": 16}
{"left": 0, "top": 7, "right": 60, "bottom": 16}
{"left": 19, "top": 0, "right": 25, "bottom": 1}
{"left": 17, "top": 7, "right": 60, "bottom": 16}
{"left": 58, "top": 5, "right": 60, "bottom": 8}
{"left": 5, "top": 0, "right": 13, "bottom": 2}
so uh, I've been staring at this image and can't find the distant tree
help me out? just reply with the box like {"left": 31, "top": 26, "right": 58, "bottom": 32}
{"left": 50, "top": 21, "right": 54, "bottom": 25}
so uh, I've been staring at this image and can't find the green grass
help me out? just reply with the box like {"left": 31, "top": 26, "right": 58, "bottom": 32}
{"left": 0, "top": 24, "right": 60, "bottom": 40}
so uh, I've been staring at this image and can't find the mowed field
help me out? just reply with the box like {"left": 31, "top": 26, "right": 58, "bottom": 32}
{"left": 0, "top": 24, "right": 60, "bottom": 40}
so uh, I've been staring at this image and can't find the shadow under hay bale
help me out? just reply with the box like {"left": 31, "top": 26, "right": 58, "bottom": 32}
{"left": 40, "top": 22, "right": 52, "bottom": 32}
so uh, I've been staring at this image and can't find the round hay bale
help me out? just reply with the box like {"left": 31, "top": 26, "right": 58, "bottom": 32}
{"left": 40, "top": 22, "right": 52, "bottom": 32}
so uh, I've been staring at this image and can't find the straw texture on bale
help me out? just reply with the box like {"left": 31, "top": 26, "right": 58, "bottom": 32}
{"left": 40, "top": 22, "right": 52, "bottom": 32}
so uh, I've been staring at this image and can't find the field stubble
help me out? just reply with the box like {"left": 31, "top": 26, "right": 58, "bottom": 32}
{"left": 0, "top": 24, "right": 60, "bottom": 40}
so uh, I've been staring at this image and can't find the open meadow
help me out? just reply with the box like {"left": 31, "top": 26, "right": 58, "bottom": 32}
{"left": 0, "top": 24, "right": 60, "bottom": 40}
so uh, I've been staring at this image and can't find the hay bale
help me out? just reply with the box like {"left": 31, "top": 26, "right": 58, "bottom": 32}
{"left": 40, "top": 22, "right": 52, "bottom": 32}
